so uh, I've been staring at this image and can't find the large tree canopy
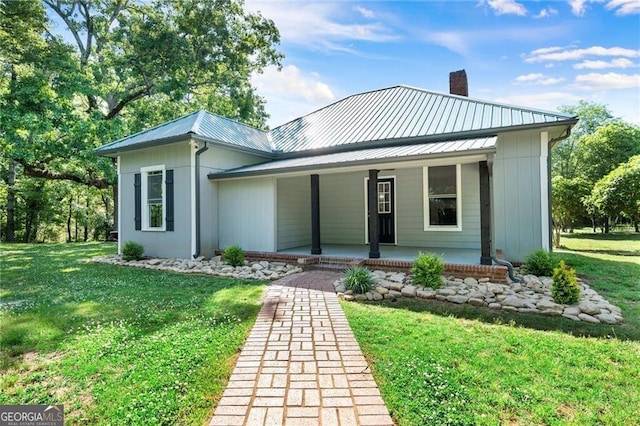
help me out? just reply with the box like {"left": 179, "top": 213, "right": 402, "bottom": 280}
{"left": 2, "top": 0, "right": 281, "bottom": 186}
{"left": 589, "top": 155, "right": 640, "bottom": 232}
{"left": 1, "top": 0, "right": 282, "bottom": 241}
{"left": 552, "top": 101, "right": 614, "bottom": 179}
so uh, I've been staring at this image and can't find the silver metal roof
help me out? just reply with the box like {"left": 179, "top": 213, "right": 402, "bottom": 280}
{"left": 96, "top": 85, "right": 575, "bottom": 157}
{"left": 95, "top": 110, "right": 272, "bottom": 155}
{"left": 269, "top": 85, "right": 575, "bottom": 153}
{"left": 209, "top": 136, "right": 497, "bottom": 179}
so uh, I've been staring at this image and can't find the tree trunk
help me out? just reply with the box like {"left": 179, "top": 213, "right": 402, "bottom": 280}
{"left": 84, "top": 197, "right": 89, "bottom": 242}
{"left": 24, "top": 213, "right": 33, "bottom": 243}
{"left": 67, "top": 197, "right": 72, "bottom": 242}
{"left": 5, "top": 159, "right": 17, "bottom": 242}
{"left": 604, "top": 216, "right": 610, "bottom": 234}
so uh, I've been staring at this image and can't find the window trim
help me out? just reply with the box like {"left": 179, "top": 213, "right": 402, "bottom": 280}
{"left": 423, "top": 164, "right": 462, "bottom": 232}
{"left": 141, "top": 165, "right": 166, "bottom": 231}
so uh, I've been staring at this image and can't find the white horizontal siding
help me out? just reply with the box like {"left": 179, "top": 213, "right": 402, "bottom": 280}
{"left": 277, "top": 177, "right": 311, "bottom": 250}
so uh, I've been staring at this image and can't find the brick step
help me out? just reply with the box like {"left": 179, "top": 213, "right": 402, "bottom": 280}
{"left": 313, "top": 262, "right": 350, "bottom": 272}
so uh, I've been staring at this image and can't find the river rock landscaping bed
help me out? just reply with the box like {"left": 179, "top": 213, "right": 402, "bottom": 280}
{"left": 334, "top": 270, "right": 624, "bottom": 324}
{"left": 92, "top": 255, "right": 303, "bottom": 280}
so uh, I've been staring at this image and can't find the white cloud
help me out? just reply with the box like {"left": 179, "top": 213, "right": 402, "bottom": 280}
{"left": 253, "top": 65, "right": 335, "bottom": 103}
{"left": 525, "top": 46, "right": 640, "bottom": 62}
{"left": 534, "top": 7, "right": 559, "bottom": 18}
{"left": 487, "top": 0, "right": 527, "bottom": 16}
{"left": 573, "top": 58, "right": 636, "bottom": 69}
{"left": 574, "top": 72, "right": 640, "bottom": 90}
{"left": 354, "top": 5, "right": 375, "bottom": 19}
{"left": 424, "top": 26, "right": 568, "bottom": 57}
{"left": 605, "top": 0, "right": 640, "bottom": 15}
{"left": 514, "top": 73, "right": 565, "bottom": 85}
{"left": 252, "top": 65, "right": 336, "bottom": 126}
{"left": 569, "top": 0, "right": 640, "bottom": 16}
{"left": 246, "top": 1, "right": 398, "bottom": 52}
{"left": 568, "top": 0, "right": 590, "bottom": 16}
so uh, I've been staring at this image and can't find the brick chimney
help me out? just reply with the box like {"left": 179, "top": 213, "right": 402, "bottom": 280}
{"left": 449, "top": 69, "right": 468, "bottom": 97}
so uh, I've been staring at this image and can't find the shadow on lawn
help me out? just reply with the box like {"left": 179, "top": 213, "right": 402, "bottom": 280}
{"left": 1, "top": 243, "right": 265, "bottom": 366}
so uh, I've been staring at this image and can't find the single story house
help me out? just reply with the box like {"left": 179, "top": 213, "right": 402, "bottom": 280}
{"left": 96, "top": 71, "right": 577, "bottom": 265}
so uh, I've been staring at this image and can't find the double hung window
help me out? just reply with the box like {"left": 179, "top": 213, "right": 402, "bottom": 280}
{"left": 424, "top": 164, "right": 462, "bottom": 231}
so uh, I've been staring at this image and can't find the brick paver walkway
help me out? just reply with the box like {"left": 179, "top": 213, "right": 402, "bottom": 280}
{"left": 209, "top": 271, "right": 394, "bottom": 426}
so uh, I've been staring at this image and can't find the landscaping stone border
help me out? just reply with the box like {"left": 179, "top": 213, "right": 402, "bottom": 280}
{"left": 92, "top": 255, "right": 623, "bottom": 325}
{"left": 92, "top": 255, "right": 303, "bottom": 280}
{"left": 334, "top": 270, "right": 624, "bottom": 325}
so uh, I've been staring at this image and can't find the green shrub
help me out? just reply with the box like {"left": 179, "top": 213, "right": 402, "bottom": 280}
{"left": 122, "top": 241, "right": 144, "bottom": 261}
{"left": 343, "top": 266, "right": 376, "bottom": 294}
{"left": 223, "top": 245, "right": 245, "bottom": 267}
{"left": 521, "top": 249, "right": 554, "bottom": 276}
{"left": 411, "top": 252, "right": 444, "bottom": 289}
{"left": 551, "top": 260, "right": 580, "bottom": 305}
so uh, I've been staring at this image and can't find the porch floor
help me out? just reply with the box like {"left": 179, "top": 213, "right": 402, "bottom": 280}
{"left": 279, "top": 244, "right": 481, "bottom": 265}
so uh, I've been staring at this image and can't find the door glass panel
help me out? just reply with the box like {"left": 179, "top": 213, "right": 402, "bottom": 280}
{"left": 378, "top": 182, "right": 391, "bottom": 214}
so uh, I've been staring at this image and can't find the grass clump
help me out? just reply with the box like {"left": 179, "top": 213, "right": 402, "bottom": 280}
{"left": 376, "top": 354, "right": 472, "bottom": 425}
{"left": 122, "top": 241, "right": 144, "bottom": 261}
{"left": 223, "top": 245, "right": 245, "bottom": 267}
{"left": 343, "top": 266, "right": 376, "bottom": 294}
{"left": 521, "top": 249, "right": 554, "bottom": 276}
{"left": 411, "top": 252, "right": 444, "bottom": 289}
{"left": 552, "top": 260, "right": 581, "bottom": 305}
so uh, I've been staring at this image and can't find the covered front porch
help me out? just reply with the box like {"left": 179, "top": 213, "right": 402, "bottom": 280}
{"left": 279, "top": 244, "right": 481, "bottom": 265}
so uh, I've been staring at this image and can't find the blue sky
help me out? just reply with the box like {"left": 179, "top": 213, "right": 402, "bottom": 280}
{"left": 246, "top": 0, "right": 640, "bottom": 127}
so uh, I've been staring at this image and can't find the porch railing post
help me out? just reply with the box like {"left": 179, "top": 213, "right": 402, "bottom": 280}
{"left": 479, "top": 161, "right": 492, "bottom": 265}
{"left": 311, "top": 174, "right": 322, "bottom": 255}
{"left": 368, "top": 169, "right": 380, "bottom": 258}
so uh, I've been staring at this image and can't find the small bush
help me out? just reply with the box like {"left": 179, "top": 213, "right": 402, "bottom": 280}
{"left": 122, "top": 241, "right": 144, "bottom": 261}
{"left": 343, "top": 266, "right": 376, "bottom": 294}
{"left": 223, "top": 245, "right": 245, "bottom": 267}
{"left": 411, "top": 252, "right": 444, "bottom": 289}
{"left": 521, "top": 249, "right": 554, "bottom": 276}
{"left": 551, "top": 260, "right": 580, "bottom": 305}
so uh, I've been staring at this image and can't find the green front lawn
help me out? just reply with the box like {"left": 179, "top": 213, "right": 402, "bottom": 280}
{"left": 0, "top": 243, "right": 266, "bottom": 425}
{"left": 344, "top": 231, "right": 640, "bottom": 425}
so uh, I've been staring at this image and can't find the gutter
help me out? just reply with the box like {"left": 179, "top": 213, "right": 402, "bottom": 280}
{"left": 193, "top": 141, "right": 209, "bottom": 259}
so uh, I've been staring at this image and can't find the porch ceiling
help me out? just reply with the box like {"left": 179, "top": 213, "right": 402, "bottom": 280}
{"left": 208, "top": 136, "right": 496, "bottom": 179}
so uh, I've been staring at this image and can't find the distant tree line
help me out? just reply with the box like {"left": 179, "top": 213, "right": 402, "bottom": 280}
{"left": 0, "top": 0, "right": 282, "bottom": 242}
{"left": 551, "top": 101, "right": 640, "bottom": 247}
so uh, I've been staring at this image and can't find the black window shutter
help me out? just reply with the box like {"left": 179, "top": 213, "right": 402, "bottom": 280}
{"left": 134, "top": 173, "right": 142, "bottom": 230}
{"left": 165, "top": 169, "right": 174, "bottom": 231}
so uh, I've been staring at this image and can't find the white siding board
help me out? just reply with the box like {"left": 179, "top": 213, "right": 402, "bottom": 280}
{"left": 319, "top": 172, "right": 367, "bottom": 244}
{"left": 277, "top": 177, "right": 311, "bottom": 250}
{"left": 396, "top": 165, "right": 480, "bottom": 249}
{"left": 493, "top": 130, "right": 544, "bottom": 262}
{"left": 218, "top": 178, "right": 276, "bottom": 252}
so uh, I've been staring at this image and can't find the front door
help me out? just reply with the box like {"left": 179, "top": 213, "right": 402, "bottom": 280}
{"left": 367, "top": 178, "right": 395, "bottom": 244}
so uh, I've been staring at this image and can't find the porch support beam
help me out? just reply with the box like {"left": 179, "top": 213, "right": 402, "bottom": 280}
{"left": 479, "top": 160, "right": 492, "bottom": 265}
{"left": 310, "top": 174, "right": 322, "bottom": 255}
{"left": 368, "top": 169, "right": 380, "bottom": 258}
